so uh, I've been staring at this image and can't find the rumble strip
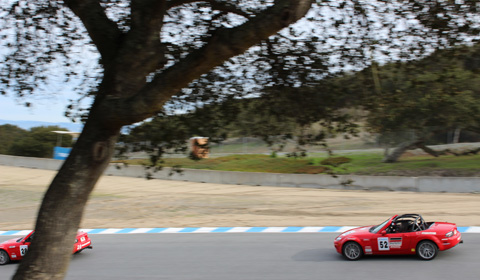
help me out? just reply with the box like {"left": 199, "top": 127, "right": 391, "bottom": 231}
{"left": 1, "top": 226, "right": 479, "bottom": 235}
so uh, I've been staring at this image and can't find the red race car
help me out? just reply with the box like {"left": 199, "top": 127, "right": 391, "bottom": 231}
{"left": 0, "top": 230, "right": 92, "bottom": 265}
{"left": 334, "top": 214, "right": 462, "bottom": 261}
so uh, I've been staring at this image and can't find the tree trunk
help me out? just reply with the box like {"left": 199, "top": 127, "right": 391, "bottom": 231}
{"left": 416, "top": 143, "right": 439, "bottom": 157}
{"left": 452, "top": 127, "right": 461, "bottom": 144}
{"left": 382, "top": 139, "right": 423, "bottom": 163}
{"left": 13, "top": 116, "right": 121, "bottom": 280}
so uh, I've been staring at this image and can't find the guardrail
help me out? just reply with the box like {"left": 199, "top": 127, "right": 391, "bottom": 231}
{"left": 1, "top": 154, "right": 479, "bottom": 193}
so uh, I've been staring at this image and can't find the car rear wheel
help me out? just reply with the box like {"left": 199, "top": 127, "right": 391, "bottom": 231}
{"left": 417, "top": 240, "right": 438, "bottom": 260}
{"left": 0, "top": 250, "right": 10, "bottom": 265}
{"left": 342, "top": 241, "right": 363, "bottom": 261}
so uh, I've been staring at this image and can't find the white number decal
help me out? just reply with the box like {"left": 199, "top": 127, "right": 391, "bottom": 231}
{"left": 378, "top": 237, "right": 390, "bottom": 251}
{"left": 20, "top": 245, "right": 29, "bottom": 256}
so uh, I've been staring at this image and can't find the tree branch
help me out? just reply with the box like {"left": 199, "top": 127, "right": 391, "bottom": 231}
{"left": 167, "top": 0, "right": 251, "bottom": 18}
{"left": 131, "top": 0, "right": 167, "bottom": 33}
{"left": 113, "top": 0, "right": 167, "bottom": 79}
{"left": 112, "top": 0, "right": 313, "bottom": 124}
{"left": 64, "top": 0, "right": 122, "bottom": 64}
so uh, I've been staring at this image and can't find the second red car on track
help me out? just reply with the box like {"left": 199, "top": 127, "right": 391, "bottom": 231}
{"left": 0, "top": 230, "right": 92, "bottom": 265}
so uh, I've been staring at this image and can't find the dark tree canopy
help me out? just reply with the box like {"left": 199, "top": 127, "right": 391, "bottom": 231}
{"left": 353, "top": 45, "right": 480, "bottom": 162}
{"left": 2, "top": 1, "right": 479, "bottom": 116}
{"left": 0, "top": 124, "right": 27, "bottom": 154}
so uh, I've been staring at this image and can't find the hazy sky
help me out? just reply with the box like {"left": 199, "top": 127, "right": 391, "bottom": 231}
{"left": 0, "top": 93, "right": 73, "bottom": 123}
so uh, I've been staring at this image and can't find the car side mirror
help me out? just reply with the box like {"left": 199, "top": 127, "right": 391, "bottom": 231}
{"left": 381, "top": 230, "right": 387, "bottom": 235}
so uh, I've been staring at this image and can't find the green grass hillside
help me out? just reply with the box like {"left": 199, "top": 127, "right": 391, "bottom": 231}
{"left": 116, "top": 152, "right": 480, "bottom": 177}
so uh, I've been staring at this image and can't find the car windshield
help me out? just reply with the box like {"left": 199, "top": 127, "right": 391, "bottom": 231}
{"left": 369, "top": 217, "right": 391, "bottom": 233}
{"left": 25, "top": 232, "right": 34, "bottom": 242}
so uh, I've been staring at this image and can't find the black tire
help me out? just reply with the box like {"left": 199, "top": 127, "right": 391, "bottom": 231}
{"left": 0, "top": 250, "right": 10, "bottom": 265}
{"left": 342, "top": 241, "right": 363, "bottom": 261}
{"left": 416, "top": 240, "right": 438, "bottom": 260}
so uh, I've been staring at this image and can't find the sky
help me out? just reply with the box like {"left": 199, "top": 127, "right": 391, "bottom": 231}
{"left": 0, "top": 93, "right": 75, "bottom": 123}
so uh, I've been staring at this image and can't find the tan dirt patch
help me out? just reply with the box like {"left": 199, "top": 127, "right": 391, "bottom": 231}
{"left": 0, "top": 165, "right": 479, "bottom": 230}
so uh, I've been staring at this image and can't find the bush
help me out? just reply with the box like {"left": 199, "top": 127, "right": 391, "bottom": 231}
{"left": 5, "top": 125, "right": 72, "bottom": 158}
{"left": 320, "top": 156, "right": 352, "bottom": 167}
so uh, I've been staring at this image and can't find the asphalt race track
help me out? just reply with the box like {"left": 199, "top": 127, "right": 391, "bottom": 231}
{"left": 1, "top": 233, "right": 479, "bottom": 280}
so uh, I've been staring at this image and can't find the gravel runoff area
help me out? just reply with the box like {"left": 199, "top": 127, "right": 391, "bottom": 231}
{"left": 0, "top": 165, "right": 479, "bottom": 231}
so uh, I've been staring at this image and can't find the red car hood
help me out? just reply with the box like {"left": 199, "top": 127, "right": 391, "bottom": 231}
{"left": 337, "top": 226, "right": 372, "bottom": 237}
{"left": 0, "top": 237, "right": 22, "bottom": 247}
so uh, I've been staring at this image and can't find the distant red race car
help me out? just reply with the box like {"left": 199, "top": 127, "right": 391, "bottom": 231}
{"left": 0, "top": 230, "right": 92, "bottom": 265}
{"left": 334, "top": 214, "right": 462, "bottom": 260}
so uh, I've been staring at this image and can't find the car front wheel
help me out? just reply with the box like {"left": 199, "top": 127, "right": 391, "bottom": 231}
{"left": 417, "top": 240, "right": 438, "bottom": 260}
{"left": 0, "top": 250, "right": 10, "bottom": 265}
{"left": 342, "top": 241, "right": 363, "bottom": 261}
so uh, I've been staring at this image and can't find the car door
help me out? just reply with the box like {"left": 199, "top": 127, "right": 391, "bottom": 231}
{"left": 371, "top": 223, "right": 410, "bottom": 254}
{"left": 398, "top": 230, "right": 417, "bottom": 254}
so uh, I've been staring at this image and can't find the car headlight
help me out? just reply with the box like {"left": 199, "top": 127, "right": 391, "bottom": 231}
{"left": 335, "top": 236, "right": 343, "bottom": 241}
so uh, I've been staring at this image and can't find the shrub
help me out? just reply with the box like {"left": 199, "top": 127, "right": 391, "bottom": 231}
{"left": 320, "top": 156, "right": 352, "bottom": 167}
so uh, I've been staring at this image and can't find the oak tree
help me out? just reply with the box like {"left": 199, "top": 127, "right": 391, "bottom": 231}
{"left": 359, "top": 46, "right": 480, "bottom": 162}
{"left": 1, "top": 1, "right": 313, "bottom": 279}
